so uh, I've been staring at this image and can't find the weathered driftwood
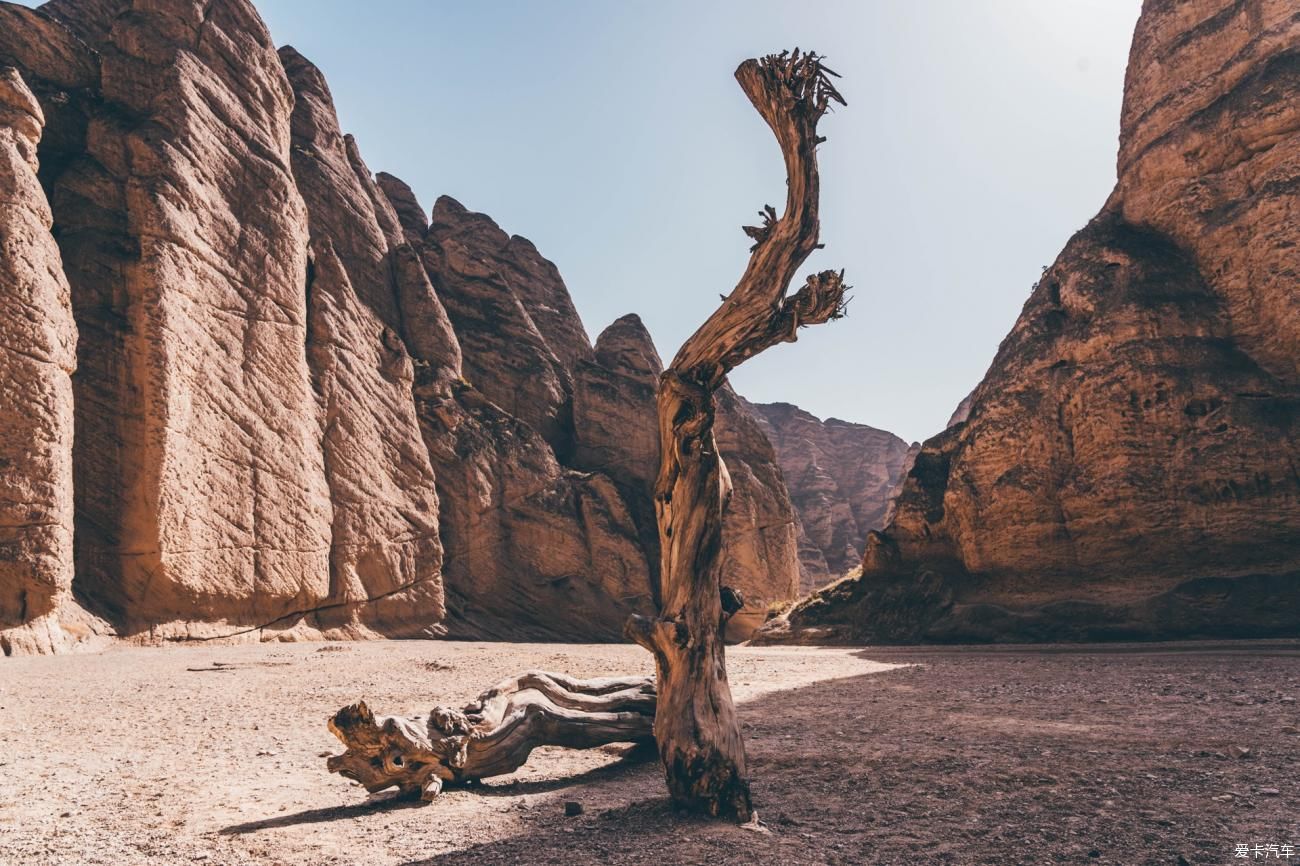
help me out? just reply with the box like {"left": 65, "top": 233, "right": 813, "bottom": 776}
{"left": 625, "top": 48, "right": 848, "bottom": 820}
{"left": 326, "top": 671, "right": 656, "bottom": 800}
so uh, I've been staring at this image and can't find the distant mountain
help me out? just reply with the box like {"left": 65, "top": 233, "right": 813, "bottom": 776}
{"left": 744, "top": 401, "right": 912, "bottom": 590}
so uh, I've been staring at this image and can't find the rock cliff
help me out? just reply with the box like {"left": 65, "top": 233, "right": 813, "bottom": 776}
{"left": 0, "top": 62, "right": 79, "bottom": 655}
{"left": 569, "top": 315, "right": 803, "bottom": 636}
{"left": 391, "top": 187, "right": 804, "bottom": 639}
{"left": 761, "top": 0, "right": 1300, "bottom": 644}
{"left": 0, "top": 0, "right": 803, "bottom": 652}
{"left": 746, "top": 401, "right": 912, "bottom": 589}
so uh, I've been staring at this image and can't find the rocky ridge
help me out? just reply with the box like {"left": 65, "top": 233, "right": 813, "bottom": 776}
{"left": 0, "top": 0, "right": 803, "bottom": 653}
{"left": 761, "top": 0, "right": 1300, "bottom": 645}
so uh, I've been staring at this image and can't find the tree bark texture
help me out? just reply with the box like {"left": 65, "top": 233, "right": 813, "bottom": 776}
{"left": 624, "top": 49, "right": 849, "bottom": 820}
{"left": 326, "top": 671, "right": 656, "bottom": 800}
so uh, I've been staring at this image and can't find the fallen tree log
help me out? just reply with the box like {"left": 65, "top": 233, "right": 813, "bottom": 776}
{"left": 325, "top": 671, "right": 656, "bottom": 800}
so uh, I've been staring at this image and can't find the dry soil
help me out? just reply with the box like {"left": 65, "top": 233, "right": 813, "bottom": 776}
{"left": 0, "top": 640, "right": 1296, "bottom": 865}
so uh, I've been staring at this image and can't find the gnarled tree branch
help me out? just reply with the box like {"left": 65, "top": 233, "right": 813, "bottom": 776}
{"left": 628, "top": 48, "right": 849, "bottom": 821}
{"left": 326, "top": 671, "right": 656, "bottom": 801}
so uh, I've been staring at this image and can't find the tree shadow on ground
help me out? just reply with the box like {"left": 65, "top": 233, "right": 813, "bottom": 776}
{"left": 218, "top": 741, "right": 659, "bottom": 835}
{"left": 391, "top": 647, "right": 1300, "bottom": 866}
{"left": 220, "top": 794, "right": 426, "bottom": 835}
{"left": 468, "top": 742, "right": 660, "bottom": 797}
{"left": 394, "top": 664, "right": 912, "bottom": 866}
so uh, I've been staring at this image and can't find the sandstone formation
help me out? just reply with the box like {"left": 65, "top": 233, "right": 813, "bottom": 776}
{"left": 762, "top": 0, "right": 1300, "bottom": 644}
{"left": 395, "top": 191, "right": 803, "bottom": 640}
{"left": 280, "top": 47, "right": 447, "bottom": 636}
{"left": 569, "top": 314, "right": 803, "bottom": 636}
{"left": 421, "top": 194, "right": 579, "bottom": 454}
{"left": 6, "top": 0, "right": 340, "bottom": 641}
{"left": 712, "top": 389, "right": 804, "bottom": 635}
{"left": 946, "top": 389, "right": 975, "bottom": 429}
{"left": 746, "top": 401, "right": 912, "bottom": 589}
{"left": 0, "top": 64, "right": 78, "bottom": 655}
{"left": 0, "top": 0, "right": 805, "bottom": 654}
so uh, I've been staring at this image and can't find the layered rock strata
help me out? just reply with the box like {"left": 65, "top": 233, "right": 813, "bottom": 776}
{"left": 762, "top": 0, "right": 1300, "bottom": 645}
{"left": 0, "top": 0, "right": 809, "bottom": 653}
{"left": 746, "top": 401, "right": 912, "bottom": 589}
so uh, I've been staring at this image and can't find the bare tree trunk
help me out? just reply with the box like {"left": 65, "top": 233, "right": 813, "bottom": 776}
{"left": 624, "top": 49, "right": 848, "bottom": 821}
{"left": 326, "top": 671, "right": 655, "bottom": 800}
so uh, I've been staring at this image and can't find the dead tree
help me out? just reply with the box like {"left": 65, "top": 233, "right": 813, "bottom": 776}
{"left": 326, "top": 671, "right": 656, "bottom": 800}
{"left": 624, "top": 49, "right": 848, "bottom": 820}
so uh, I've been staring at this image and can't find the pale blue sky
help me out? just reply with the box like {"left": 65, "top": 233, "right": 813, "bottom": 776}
{"left": 44, "top": 0, "right": 1145, "bottom": 442}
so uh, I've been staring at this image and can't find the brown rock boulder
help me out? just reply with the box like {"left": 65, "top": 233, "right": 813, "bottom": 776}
{"left": 763, "top": 0, "right": 1300, "bottom": 645}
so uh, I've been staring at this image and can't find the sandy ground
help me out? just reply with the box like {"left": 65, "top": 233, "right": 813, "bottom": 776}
{"left": 0, "top": 640, "right": 1296, "bottom": 865}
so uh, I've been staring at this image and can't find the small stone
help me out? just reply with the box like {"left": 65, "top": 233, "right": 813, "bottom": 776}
{"left": 564, "top": 800, "right": 583, "bottom": 817}
{"left": 59, "top": 811, "right": 71, "bottom": 818}
{"left": 1258, "top": 788, "right": 1280, "bottom": 796}
{"left": 1231, "top": 695, "right": 1249, "bottom": 706}
{"left": 1281, "top": 697, "right": 1296, "bottom": 704}
{"left": 1229, "top": 746, "right": 1252, "bottom": 759}
{"left": 1281, "top": 726, "right": 1299, "bottom": 735}
{"left": 1088, "top": 850, "right": 1102, "bottom": 858}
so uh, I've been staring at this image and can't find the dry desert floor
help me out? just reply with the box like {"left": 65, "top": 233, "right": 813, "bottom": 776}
{"left": 1, "top": 639, "right": 1297, "bottom": 865}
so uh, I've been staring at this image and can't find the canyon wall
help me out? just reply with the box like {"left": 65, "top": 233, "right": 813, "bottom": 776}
{"left": 390, "top": 190, "right": 804, "bottom": 640}
{"left": 746, "top": 400, "right": 912, "bottom": 589}
{"left": 0, "top": 0, "right": 803, "bottom": 653}
{"left": 761, "top": 0, "right": 1300, "bottom": 644}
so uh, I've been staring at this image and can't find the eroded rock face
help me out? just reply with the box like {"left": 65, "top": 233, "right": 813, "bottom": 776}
{"left": 377, "top": 189, "right": 656, "bottom": 641}
{"left": 415, "top": 378, "right": 654, "bottom": 641}
{"left": 746, "top": 401, "right": 912, "bottom": 589}
{"left": 400, "top": 197, "right": 803, "bottom": 639}
{"left": 35, "top": 0, "right": 335, "bottom": 637}
{"left": 572, "top": 314, "right": 662, "bottom": 493}
{"left": 0, "top": 65, "right": 78, "bottom": 655}
{"left": 763, "top": 0, "right": 1300, "bottom": 645}
{"left": 421, "top": 196, "right": 577, "bottom": 454}
{"left": 0, "top": 0, "right": 803, "bottom": 651}
{"left": 569, "top": 313, "right": 804, "bottom": 637}
{"left": 713, "top": 388, "right": 803, "bottom": 636}
{"left": 281, "top": 47, "right": 446, "bottom": 636}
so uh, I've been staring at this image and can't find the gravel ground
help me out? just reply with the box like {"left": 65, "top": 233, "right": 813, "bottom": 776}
{"left": 0, "top": 639, "right": 1296, "bottom": 865}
